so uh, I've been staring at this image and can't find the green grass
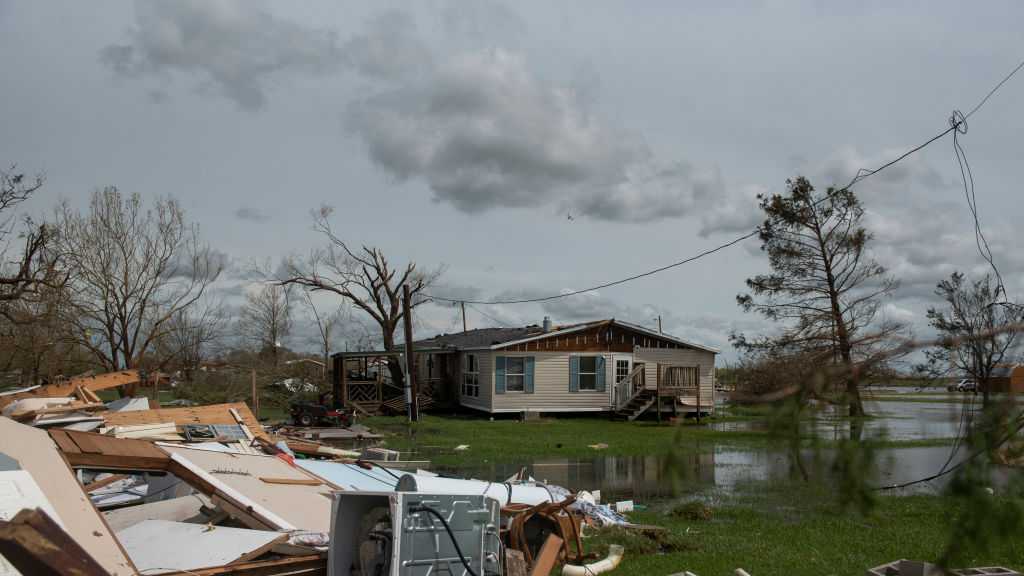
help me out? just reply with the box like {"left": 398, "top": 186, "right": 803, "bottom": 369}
{"left": 581, "top": 494, "right": 1024, "bottom": 575}
{"left": 361, "top": 414, "right": 775, "bottom": 466}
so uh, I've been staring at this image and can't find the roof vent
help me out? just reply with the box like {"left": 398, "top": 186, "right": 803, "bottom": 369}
{"left": 542, "top": 316, "right": 552, "bottom": 333}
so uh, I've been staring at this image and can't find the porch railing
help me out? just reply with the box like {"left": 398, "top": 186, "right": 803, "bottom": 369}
{"left": 613, "top": 365, "right": 647, "bottom": 410}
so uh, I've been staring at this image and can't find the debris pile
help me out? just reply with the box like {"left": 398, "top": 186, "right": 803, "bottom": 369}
{"left": 0, "top": 370, "right": 646, "bottom": 576}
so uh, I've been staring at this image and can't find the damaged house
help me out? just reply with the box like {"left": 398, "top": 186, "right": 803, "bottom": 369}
{"left": 333, "top": 318, "right": 718, "bottom": 419}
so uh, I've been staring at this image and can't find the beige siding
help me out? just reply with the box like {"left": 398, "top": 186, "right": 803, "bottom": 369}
{"left": 489, "top": 351, "right": 613, "bottom": 412}
{"left": 635, "top": 347, "right": 716, "bottom": 410}
{"left": 458, "top": 351, "right": 492, "bottom": 412}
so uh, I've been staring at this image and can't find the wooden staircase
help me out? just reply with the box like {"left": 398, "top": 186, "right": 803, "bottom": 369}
{"left": 612, "top": 389, "right": 658, "bottom": 421}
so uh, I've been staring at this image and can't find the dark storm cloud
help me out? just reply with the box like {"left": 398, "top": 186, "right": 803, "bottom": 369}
{"left": 344, "top": 9, "right": 732, "bottom": 223}
{"left": 100, "top": 0, "right": 341, "bottom": 110}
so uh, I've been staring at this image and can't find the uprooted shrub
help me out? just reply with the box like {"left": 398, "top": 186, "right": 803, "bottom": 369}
{"left": 583, "top": 525, "right": 691, "bottom": 556}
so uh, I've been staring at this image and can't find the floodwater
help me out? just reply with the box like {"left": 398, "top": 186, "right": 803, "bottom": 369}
{"left": 711, "top": 397, "right": 976, "bottom": 442}
{"left": 435, "top": 393, "right": 1018, "bottom": 504}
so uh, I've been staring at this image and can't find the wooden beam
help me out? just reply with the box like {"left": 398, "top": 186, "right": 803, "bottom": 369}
{"left": 0, "top": 508, "right": 111, "bottom": 576}
{"left": 529, "top": 534, "right": 563, "bottom": 576}
{"left": 83, "top": 474, "right": 129, "bottom": 493}
{"left": 258, "top": 477, "right": 322, "bottom": 486}
{"left": 158, "top": 554, "right": 326, "bottom": 576}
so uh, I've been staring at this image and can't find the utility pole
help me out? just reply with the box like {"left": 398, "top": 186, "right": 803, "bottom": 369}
{"left": 402, "top": 284, "right": 419, "bottom": 422}
{"left": 657, "top": 315, "right": 663, "bottom": 334}
{"left": 461, "top": 301, "right": 467, "bottom": 333}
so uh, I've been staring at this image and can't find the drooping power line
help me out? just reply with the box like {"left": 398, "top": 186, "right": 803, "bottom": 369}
{"left": 423, "top": 55, "right": 1024, "bottom": 307}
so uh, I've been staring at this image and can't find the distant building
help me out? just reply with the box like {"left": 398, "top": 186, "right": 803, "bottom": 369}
{"left": 987, "top": 364, "right": 1024, "bottom": 394}
{"left": 332, "top": 318, "right": 718, "bottom": 418}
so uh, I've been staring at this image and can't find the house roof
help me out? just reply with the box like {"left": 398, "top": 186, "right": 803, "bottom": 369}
{"left": 412, "top": 319, "right": 720, "bottom": 354}
{"left": 412, "top": 323, "right": 584, "bottom": 349}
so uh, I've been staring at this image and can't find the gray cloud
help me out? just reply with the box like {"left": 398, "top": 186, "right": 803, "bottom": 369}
{"left": 344, "top": 11, "right": 727, "bottom": 223}
{"left": 101, "top": 0, "right": 341, "bottom": 110}
{"left": 235, "top": 206, "right": 269, "bottom": 222}
{"left": 343, "top": 11, "right": 431, "bottom": 81}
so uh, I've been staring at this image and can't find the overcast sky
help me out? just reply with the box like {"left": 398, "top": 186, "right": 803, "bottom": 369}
{"left": 1, "top": 0, "right": 1022, "bottom": 359}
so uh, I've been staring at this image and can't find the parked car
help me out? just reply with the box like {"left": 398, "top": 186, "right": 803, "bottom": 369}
{"left": 948, "top": 379, "right": 977, "bottom": 392}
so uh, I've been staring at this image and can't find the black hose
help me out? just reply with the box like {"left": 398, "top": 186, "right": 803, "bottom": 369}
{"left": 409, "top": 505, "right": 479, "bottom": 576}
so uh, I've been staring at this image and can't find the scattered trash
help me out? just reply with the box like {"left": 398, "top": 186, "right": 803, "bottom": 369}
{"left": 866, "top": 559, "right": 1021, "bottom": 576}
{"left": 562, "top": 544, "right": 623, "bottom": 576}
{"left": 454, "top": 444, "right": 470, "bottom": 451}
{"left": 615, "top": 500, "right": 635, "bottom": 513}
{"left": 588, "top": 442, "right": 609, "bottom": 449}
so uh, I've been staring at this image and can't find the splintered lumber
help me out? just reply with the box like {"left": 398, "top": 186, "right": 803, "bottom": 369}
{"left": 101, "top": 403, "right": 266, "bottom": 439}
{"left": 157, "top": 554, "right": 326, "bottom": 576}
{"left": 0, "top": 371, "right": 142, "bottom": 410}
{"left": 84, "top": 474, "right": 129, "bottom": 493}
{"left": 0, "top": 508, "right": 111, "bottom": 576}
{"left": 106, "top": 422, "right": 180, "bottom": 440}
{"left": 0, "top": 417, "right": 136, "bottom": 575}
{"left": 50, "top": 429, "right": 171, "bottom": 471}
{"left": 259, "top": 477, "right": 322, "bottom": 486}
{"left": 283, "top": 439, "right": 360, "bottom": 459}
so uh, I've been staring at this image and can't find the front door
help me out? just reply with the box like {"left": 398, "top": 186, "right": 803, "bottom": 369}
{"left": 612, "top": 356, "right": 632, "bottom": 408}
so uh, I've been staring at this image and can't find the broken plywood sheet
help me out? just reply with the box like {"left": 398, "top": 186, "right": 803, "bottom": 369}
{"left": 117, "top": 519, "right": 286, "bottom": 574}
{"left": 101, "top": 402, "right": 266, "bottom": 439}
{"left": 0, "top": 417, "right": 136, "bottom": 576}
{"left": 103, "top": 493, "right": 213, "bottom": 532}
{"left": 162, "top": 445, "right": 336, "bottom": 533}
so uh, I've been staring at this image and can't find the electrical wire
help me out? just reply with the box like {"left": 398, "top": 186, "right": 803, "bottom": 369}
{"left": 409, "top": 504, "right": 480, "bottom": 576}
{"left": 422, "top": 55, "right": 1024, "bottom": 307}
{"left": 467, "top": 303, "right": 511, "bottom": 327}
{"left": 873, "top": 413, "right": 1024, "bottom": 491}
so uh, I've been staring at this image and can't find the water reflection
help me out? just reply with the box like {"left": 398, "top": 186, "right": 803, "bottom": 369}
{"left": 437, "top": 444, "right": 1012, "bottom": 503}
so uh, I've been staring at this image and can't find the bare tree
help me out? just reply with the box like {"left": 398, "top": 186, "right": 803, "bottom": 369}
{"left": 154, "top": 298, "right": 226, "bottom": 381}
{"left": 280, "top": 207, "right": 440, "bottom": 386}
{"left": 0, "top": 167, "right": 62, "bottom": 317}
{"left": 239, "top": 283, "right": 292, "bottom": 366}
{"left": 54, "top": 188, "right": 222, "bottom": 373}
{"left": 737, "top": 177, "right": 900, "bottom": 417}
{"left": 925, "top": 272, "right": 1023, "bottom": 406}
{"left": 301, "top": 289, "right": 345, "bottom": 383}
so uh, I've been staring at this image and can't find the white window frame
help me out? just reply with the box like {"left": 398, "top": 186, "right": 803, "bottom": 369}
{"left": 506, "top": 356, "right": 526, "bottom": 392}
{"left": 615, "top": 358, "right": 631, "bottom": 383}
{"left": 577, "top": 356, "right": 599, "bottom": 391}
{"left": 462, "top": 354, "right": 479, "bottom": 397}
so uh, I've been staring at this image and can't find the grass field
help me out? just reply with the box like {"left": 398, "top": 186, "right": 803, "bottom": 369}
{"left": 582, "top": 494, "right": 1024, "bottom": 575}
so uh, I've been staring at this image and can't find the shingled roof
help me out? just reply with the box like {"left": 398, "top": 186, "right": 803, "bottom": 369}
{"left": 413, "top": 326, "right": 550, "bottom": 349}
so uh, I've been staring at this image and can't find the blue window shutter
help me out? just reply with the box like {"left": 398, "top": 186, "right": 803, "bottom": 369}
{"left": 525, "top": 357, "right": 535, "bottom": 394}
{"left": 569, "top": 356, "right": 579, "bottom": 393}
{"left": 495, "top": 356, "right": 506, "bottom": 394}
{"left": 596, "top": 356, "right": 606, "bottom": 392}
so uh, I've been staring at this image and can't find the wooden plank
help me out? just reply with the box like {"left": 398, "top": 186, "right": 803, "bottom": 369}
{"left": 102, "top": 403, "right": 266, "bottom": 439}
{"left": 258, "top": 477, "right": 322, "bottom": 486}
{"left": 69, "top": 431, "right": 106, "bottom": 454}
{"left": 529, "top": 534, "right": 563, "bottom": 576}
{"left": 49, "top": 429, "right": 81, "bottom": 454}
{"left": 0, "top": 508, "right": 111, "bottom": 576}
{"left": 84, "top": 474, "right": 129, "bottom": 493}
{"left": 158, "top": 554, "right": 326, "bottom": 576}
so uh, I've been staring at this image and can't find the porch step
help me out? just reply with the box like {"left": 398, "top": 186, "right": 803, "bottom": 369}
{"left": 612, "top": 390, "right": 657, "bottom": 421}
{"left": 380, "top": 393, "right": 435, "bottom": 415}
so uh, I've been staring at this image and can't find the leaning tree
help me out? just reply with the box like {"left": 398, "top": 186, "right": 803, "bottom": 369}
{"left": 737, "top": 176, "right": 899, "bottom": 417}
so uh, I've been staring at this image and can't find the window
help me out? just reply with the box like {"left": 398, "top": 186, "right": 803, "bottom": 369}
{"left": 506, "top": 357, "right": 526, "bottom": 392}
{"left": 578, "top": 356, "right": 599, "bottom": 391}
{"left": 615, "top": 360, "right": 630, "bottom": 383}
{"left": 663, "top": 366, "right": 700, "bottom": 387}
{"left": 462, "top": 354, "right": 479, "bottom": 397}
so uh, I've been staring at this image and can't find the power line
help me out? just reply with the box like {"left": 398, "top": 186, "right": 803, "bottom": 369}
{"left": 423, "top": 55, "right": 1024, "bottom": 307}
{"left": 427, "top": 230, "right": 758, "bottom": 305}
{"left": 466, "top": 303, "right": 511, "bottom": 327}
